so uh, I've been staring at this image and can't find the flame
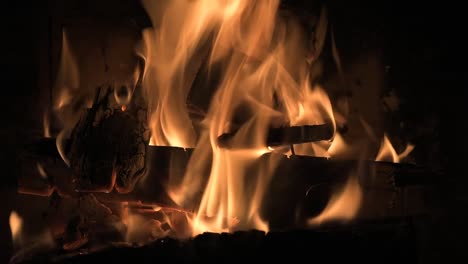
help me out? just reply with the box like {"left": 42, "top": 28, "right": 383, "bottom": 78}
{"left": 9, "top": 211, "right": 23, "bottom": 245}
{"left": 124, "top": 212, "right": 168, "bottom": 243}
{"left": 54, "top": 29, "right": 79, "bottom": 110}
{"left": 138, "top": 0, "right": 337, "bottom": 235}
{"left": 308, "top": 173, "right": 362, "bottom": 225}
{"left": 56, "top": 130, "right": 70, "bottom": 167}
{"left": 327, "top": 132, "right": 348, "bottom": 157}
{"left": 36, "top": 162, "right": 47, "bottom": 179}
{"left": 398, "top": 143, "right": 415, "bottom": 161}
{"left": 121, "top": 202, "right": 193, "bottom": 241}
{"left": 375, "top": 134, "right": 399, "bottom": 163}
{"left": 376, "top": 135, "right": 415, "bottom": 163}
{"left": 309, "top": 113, "right": 366, "bottom": 226}
{"left": 138, "top": 0, "right": 231, "bottom": 147}
{"left": 43, "top": 111, "right": 50, "bottom": 138}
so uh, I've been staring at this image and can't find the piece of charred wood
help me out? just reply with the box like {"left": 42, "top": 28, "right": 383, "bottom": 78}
{"left": 66, "top": 84, "right": 150, "bottom": 193}
{"left": 20, "top": 140, "right": 440, "bottom": 194}
{"left": 217, "top": 124, "right": 334, "bottom": 149}
{"left": 19, "top": 140, "right": 440, "bottom": 230}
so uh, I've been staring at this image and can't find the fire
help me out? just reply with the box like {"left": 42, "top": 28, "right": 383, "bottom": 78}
{"left": 398, "top": 143, "right": 415, "bottom": 160}
{"left": 327, "top": 133, "right": 348, "bottom": 157}
{"left": 376, "top": 135, "right": 415, "bottom": 163}
{"left": 9, "top": 211, "right": 23, "bottom": 245}
{"left": 308, "top": 173, "right": 362, "bottom": 225}
{"left": 138, "top": 0, "right": 227, "bottom": 147}
{"left": 9, "top": 210, "right": 55, "bottom": 254}
{"left": 307, "top": 132, "right": 362, "bottom": 225}
{"left": 375, "top": 134, "right": 399, "bottom": 162}
{"left": 43, "top": 111, "right": 50, "bottom": 138}
{"left": 138, "top": 0, "right": 337, "bottom": 235}
{"left": 36, "top": 162, "right": 47, "bottom": 179}
{"left": 121, "top": 202, "right": 193, "bottom": 241}
{"left": 54, "top": 29, "right": 79, "bottom": 111}
{"left": 32, "top": 0, "right": 419, "bottom": 247}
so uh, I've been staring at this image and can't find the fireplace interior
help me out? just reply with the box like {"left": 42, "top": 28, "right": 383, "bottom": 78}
{"left": 1, "top": 0, "right": 466, "bottom": 263}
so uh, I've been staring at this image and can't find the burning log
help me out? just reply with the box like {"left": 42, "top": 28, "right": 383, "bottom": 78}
{"left": 217, "top": 124, "right": 334, "bottom": 148}
{"left": 66, "top": 85, "right": 150, "bottom": 193}
{"left": 19, "top": 139, "right": 440, "bottom": 225}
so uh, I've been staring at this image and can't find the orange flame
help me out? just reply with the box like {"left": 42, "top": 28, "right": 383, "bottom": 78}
{"left": 36, "top": 162, "right": 47, "bottom": 179}
{"left": 308, "top": 173, "right": 362, "bottom": 225}
{"left": 398, "top": 143, "right": 415, "bottom": 161}
{"left": 121, "top": 202, "right": 193, "bottom": 241}
{"left": 375, "top": 134, "right": 399, "bottom": 163}
{"left": 376, "top": 135, "right": 415, "bottom": 163}
{"left": 138, "top": 0, "right": 337, "bottom": 235}
{"left": 43, "top": 111, "right": 50, "bottom": 138}
{"left": 138, "top": 0, "right": 231, "bottom": 147}
{"left": 327, "top": 133, "right": 348, "bottom": 157}
{"left": 54, "top": 29, "right": 79, "bottom": 111}
{"left": 9, "top": 211, "right": 23, "bottom": 245}
{"left": 9, "top": 211, "right": 55, "bottom": 252}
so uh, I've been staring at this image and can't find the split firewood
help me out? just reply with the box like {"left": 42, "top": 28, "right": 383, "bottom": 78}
{"left": 19, "top": 138, "right": 440, "bottom": 227}
{"left": 67, "top": 84, "right": 150, "bottom": 193}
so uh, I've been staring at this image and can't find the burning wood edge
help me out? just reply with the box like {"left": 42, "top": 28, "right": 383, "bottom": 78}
{"left": 19, "top": 138, "right": 440, "bottom": 211}
{"left": 15, "top": 139, "right": 438, "bottom": 258}
{"left": 20, "top": 137, "right": 441, "bottom": 189}
{"left": 217, "top": 124, "right": 334, "bottom": 148}
{"left": 18, "top": 137, "right": 440, "bottom": 229}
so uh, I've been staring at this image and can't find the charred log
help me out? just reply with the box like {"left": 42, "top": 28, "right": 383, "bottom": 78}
{"left": 217, "top": 124, "right": 334, "bottom": 149}
{"left": 19, "top": 140, "right": 440, "bottom": 227}
{"left": 66, "top": 85, "right": 150, "bottom": 193}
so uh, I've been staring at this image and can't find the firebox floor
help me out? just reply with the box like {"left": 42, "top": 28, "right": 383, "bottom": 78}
{"left": 12, "top": 223, "right": 418, "bottom": 264}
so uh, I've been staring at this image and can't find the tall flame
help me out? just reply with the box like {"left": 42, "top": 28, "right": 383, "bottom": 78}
{"left": 138, "top": 0, "right": 232, "bottom": 147}
{"left": 54, "top": 29, "right": 79, "bottom": 111}
{"left": 138, "top": 0, "right": 337, "bottom": 235}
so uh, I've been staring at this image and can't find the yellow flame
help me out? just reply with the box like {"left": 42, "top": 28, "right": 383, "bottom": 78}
{"left": 9, "top": 211, "right": 23, "bottom": 245}
{"left": 138, "top": 0, "right": 233, "bottom": 147}
{"left": 376, "top": 134, "right": 399, "bottom": 163}
{"left": 308, "top": 173, "right": 362, "bottom": 225}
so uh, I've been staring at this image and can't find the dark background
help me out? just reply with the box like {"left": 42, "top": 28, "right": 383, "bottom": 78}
{"left": 1, "top": 0, "right": 466, "bottom": 263}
